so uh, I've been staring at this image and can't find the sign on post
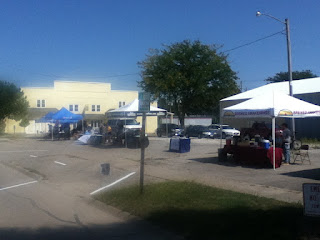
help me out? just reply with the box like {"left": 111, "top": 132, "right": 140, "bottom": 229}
{"left": 303, "top": 183, "right": 320, "bottom": 217}
{"left": 138, "top": 92, "right": 150, "bottom": 194}
{"left": 138, "top": 92, "right": 150, "bottom": 112}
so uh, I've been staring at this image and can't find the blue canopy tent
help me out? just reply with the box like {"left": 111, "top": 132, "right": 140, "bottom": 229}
{"left": 51, "top": 107, "right": 83, "bottom": 123}
{"left": 36, "top": 107, "right": 83, "bottom": 140}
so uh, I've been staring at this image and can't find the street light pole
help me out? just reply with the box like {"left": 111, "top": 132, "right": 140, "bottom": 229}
{"left": 256, "top": 11, "right": 295, "bottom": 137}
{"left": 285, "top": 18, "right": 293, "bottom": 96}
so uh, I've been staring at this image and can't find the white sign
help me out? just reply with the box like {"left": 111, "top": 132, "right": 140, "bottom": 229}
{"left": 138, "top": 92, "right": 150, "bottom": 112}
{"left": 303, "top": 183, "right": 320, "bottom": 217}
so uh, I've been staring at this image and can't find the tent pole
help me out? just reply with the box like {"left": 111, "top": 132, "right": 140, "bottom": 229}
{"left": 166, "top": 112, "right": 168, "bottom": 137}
{"left": 272, "top": 117, "right": 276, "bottom": 170}
{"left": 125, "top": 117, "right": 127, "bottom": 148}
{"left": 220, "top": 101, "right": 223, "bottom": 149}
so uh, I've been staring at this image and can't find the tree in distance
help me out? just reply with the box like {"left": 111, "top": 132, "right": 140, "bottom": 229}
{"left": 138, "top": 40, "right": 239, "bottom": 126}
{"left": 265, "top": 70, "right": 317, "bottom": 83}
{"left": 0, "top": 81, "right": 29, "bottom": 133}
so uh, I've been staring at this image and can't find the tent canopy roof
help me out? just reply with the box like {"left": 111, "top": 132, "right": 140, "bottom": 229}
{"left": 221, "top": 77, "right": 320, "bottom": 102}
{"left": 223, "top": 91, "right": 320, "bottom": 118}
{"left": 108, "top": 99, "right": 167, "bottom": 117}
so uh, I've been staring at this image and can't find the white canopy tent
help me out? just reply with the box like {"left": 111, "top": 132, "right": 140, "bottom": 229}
{"left": 222, "top": 91, "right": 320, "bottom": 169}
{"left": 107, "top": 99, "right": 167, "bottom": 147}
{"left": 108, "top": 99, "right": 167, "bottom": 117}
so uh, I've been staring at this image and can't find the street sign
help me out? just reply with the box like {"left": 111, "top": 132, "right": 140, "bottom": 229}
{"left": 138, "top": 92, "right": 150, "bottom": 112}
{"left": 303, "top": 183, "right": 320, "bottom": 217}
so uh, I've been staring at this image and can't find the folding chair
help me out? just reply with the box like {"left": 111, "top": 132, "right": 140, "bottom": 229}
{"left": 293, "top": 145, "right": 311, "bottom": 164}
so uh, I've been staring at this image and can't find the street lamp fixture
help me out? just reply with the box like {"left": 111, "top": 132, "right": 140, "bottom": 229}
{"left": 256, "top": 11, "right": 295, "bottom": 136}
{"left": 256, "top": 11, "right": 293, "bottom": 96}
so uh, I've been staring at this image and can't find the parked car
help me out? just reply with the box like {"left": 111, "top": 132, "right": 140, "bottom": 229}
{"left": 240, "top": 122, "right": 282, "bottom": 139}
{"left": 208, "top": 124, "right": 240, "bottom": 138}
{"left": 156, "top": 124, "right": 184, "bottom": 137}
{"left": 185, "top": 125, "right": 214, "bottom": 138}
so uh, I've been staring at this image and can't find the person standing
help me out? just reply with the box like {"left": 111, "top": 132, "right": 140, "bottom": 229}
{"left": 281, "top": 123, "right": 291, "bottom": 165}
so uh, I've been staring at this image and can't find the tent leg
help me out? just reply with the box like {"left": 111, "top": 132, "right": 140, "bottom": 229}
{"left": 272, "top": 117, "right": 276, "bottom": 170}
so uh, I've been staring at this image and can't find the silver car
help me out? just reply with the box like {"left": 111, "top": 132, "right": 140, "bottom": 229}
{"left": 208, "top": 124, "right": 240, "bottom": 139}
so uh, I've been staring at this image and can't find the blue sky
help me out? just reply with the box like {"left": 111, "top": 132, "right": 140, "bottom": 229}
{"left": 0, "top": 0, "right": 319, "bottom": 91}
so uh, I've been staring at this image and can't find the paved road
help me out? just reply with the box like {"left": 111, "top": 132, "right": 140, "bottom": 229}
{"left": 1, "top": 136, "right": 320, "bottom": 239}
{"left": 0, "top": 137, "right": 180, "bottom": 240}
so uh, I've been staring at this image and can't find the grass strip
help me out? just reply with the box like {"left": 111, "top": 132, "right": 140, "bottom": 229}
{"left": 95, "top": 181, "right": 313, "bottom": 240}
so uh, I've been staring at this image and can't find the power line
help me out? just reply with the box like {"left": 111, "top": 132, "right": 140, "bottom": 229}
{"left": 223, "top": 30, "right": 285, "bottom": 53}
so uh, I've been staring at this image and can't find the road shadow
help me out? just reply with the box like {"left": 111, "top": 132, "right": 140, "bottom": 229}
{"left": 281, "top": 168, "right": 320, "bottom": 180}
{"left": 1, "top": 206, "right": 316, "bottom": 240}
{"left": 0, "top": 219, "right": 179, "bottom": 240}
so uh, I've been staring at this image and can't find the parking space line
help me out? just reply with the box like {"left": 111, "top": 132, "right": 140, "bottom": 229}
{"left": 90, "top": 172, "right": 136, "bottom": 195}
{"left": 54, "top": 161, "right": 67, "bottom": 166}
{"left": 0, "top": 181, "right": 38, "bottom": 191}
{"left": 0, "top": 150, "right": 48, "bottom": 153}
{"left": 30, "top": 155, "right": 38, "bottom": 158}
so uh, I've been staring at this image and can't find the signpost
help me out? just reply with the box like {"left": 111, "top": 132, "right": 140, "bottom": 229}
{"left": 138, "top": 92, "right": 150, "bottom": 194}
{"left": 303, "top": 183, "right": 320, "bottom": 217}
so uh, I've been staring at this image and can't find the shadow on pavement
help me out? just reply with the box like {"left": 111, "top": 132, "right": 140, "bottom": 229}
{"left": 0, "top": 220, "right": 179, "bottom": 240}
{"left": 281, "top": 168, "right": 320, "bottom": 180}
{"left": 188, "top": 157, "right": 270, "bottom": 169}
{"left": 1, "top": 206, "right": 317, "bottom": 240}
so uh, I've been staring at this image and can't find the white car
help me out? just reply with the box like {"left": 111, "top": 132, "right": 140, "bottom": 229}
{"left": 208, "top": 124, "right": 240, "bottom": 138}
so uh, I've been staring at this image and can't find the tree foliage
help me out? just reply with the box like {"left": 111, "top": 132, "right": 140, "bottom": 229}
{"left": 138, "top": 40, "right": 239, "bottom": 126}
{"left": 0, "top": 81, "right": 29, "bottom": 129}
{"left": 265, "top": 70, "right": 317, "bottom": 83}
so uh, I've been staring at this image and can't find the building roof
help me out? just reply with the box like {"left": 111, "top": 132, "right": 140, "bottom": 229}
{"left": 221, "top": 77, "right": 320, "bottom": 102}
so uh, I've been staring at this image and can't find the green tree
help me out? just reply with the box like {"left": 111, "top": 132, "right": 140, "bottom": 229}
{"left": 265, "top": 70, "right": 317, "bottom": 83}
{"left": 0, "top": 81, "right": 29, "bottom": 132}
{"left": 138, "top": 40, "right": 239, "bottom": 126}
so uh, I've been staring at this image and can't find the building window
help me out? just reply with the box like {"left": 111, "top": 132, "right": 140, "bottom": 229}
{"left": 92, "top": 105, "right": 96, "bottom": 112}
{"left": 97, "top": 105, "right": 100, "bottom": 112}
{"left": 118, "top": 101, "right": 125, "bottom": 108}
{"left": 69, "top": 104, "right": 79, "bottom": 112}
{"left": 37, "top": 99, "right": 45, "bottom": 108}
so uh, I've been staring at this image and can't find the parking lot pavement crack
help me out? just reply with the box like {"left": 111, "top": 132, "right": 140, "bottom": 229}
{"left": 7, "top": 191, "right": 77, "bottom": 225}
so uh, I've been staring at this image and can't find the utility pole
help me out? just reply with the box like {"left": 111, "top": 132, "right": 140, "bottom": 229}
{"left": 256, "top": 11, "right": 295, "bottom": 137}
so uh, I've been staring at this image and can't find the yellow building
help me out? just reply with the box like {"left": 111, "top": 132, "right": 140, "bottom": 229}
{"left": 5, "top": 80, "right": 158, "bottom": 135}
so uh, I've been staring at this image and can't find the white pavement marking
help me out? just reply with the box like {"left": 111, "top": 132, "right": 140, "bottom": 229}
{"left": 90, "top": 172, "right": 136, "bottom": 195}
{"left": 0, "top": 181, "right": 38, "bottom": 191}
{"left": 54, "top": 161, "right": 67, "bottom": 166}
{"left": 0, "top": 150, "right": 48, "bottom": 153}
{"left": 30, "top": 155, "right": 38, "bottom": 158}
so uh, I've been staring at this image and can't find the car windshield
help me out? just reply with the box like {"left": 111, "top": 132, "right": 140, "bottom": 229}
{"left": 222, "top": 126, "right": 233, "bottom": 129}
{"left": 123, "top": 119, "right": 139, "bottom": 125}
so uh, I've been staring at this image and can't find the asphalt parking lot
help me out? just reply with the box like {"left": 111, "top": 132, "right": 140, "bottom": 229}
{"left": 1, "top": 135, "right": 320, "bottom": 238}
